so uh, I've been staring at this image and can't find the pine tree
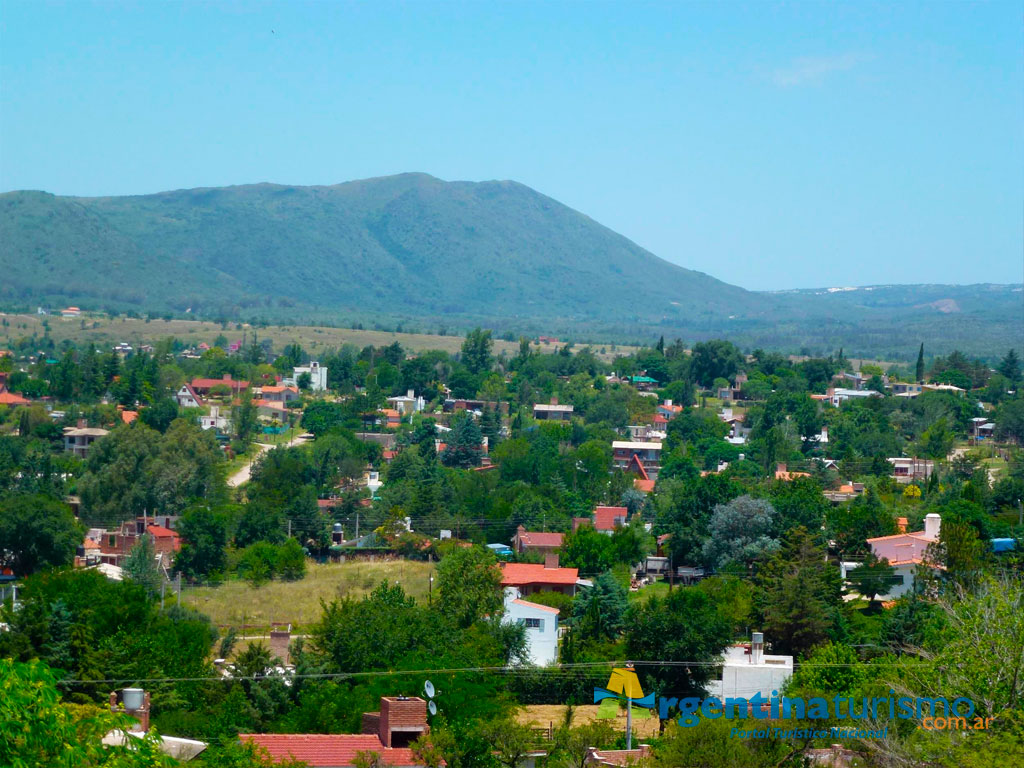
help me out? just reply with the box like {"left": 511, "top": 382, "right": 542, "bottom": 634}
{"left": 915, "top": 343, "right": 925, "bottom": 382}
{"left": 998, "top": 349, "right": 1021, "bottom": 385}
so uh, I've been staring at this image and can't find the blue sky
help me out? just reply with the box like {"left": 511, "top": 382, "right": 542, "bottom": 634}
{"left": 1, "top": 1, "right": 1020, "bottom": 290}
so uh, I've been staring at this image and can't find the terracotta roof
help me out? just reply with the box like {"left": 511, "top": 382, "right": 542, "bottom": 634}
{"left": 511, "top": 598, "right": 560, "bottom": 614}
{"left": 240, "top": 734, "right": 421, "bottom": 767}
{"left": 500, "top": 562, "right": 579, "bottom": 587}
{"left": 593, "top": 506, "right": 629, "bottom": 531}
{"left": 775, "top": 470, "right": 811, "bottom": 481}
{"left": 865, "top": 531, "right": 932, "bottom": 544}
{"left": 191, "top": 376, "right": 249, "bottom": 390}
{"left": 254, "top": 399, "right": 287, "bottom": 410}
{"left": 633, "top": 478, "right": 656, "bottom": 493}
{"left": 121, "top": 410, "right": 139, "bottom": 424}
{"left": 0, "top": 390, "right": 31, "bottom": 405}
{"left": 261, "top": 385, "right": 298, "bottom": 394}
{"left": 517, "top": 531, "right": 565, "bottom": 549}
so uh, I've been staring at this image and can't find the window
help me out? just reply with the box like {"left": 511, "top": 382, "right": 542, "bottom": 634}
{"left": 108, "top": 535, "right": 116, "bottom": 547}
{"left": 524, "top": 618, "right": 543, "bottom": 630}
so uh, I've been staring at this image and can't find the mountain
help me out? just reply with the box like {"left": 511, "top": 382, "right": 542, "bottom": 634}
{"left": 1, "top": 174, "right": 1019, "bottom": 358}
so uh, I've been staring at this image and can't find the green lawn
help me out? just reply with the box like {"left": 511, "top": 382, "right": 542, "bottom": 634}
{"left": 181, "top": 559, "right": 436, "bottom": 631}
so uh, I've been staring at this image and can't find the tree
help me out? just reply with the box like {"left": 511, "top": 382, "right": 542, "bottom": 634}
{"left": 690, "top": 340, "right": 743, "bottom": 388}
{"left": 440, "top": 411, "right": 484, "bottom": 469}
{"left": 826, "top": 487, "right": 897, "bottom": 556}
{"left": 234, "top": 390, "right": 258, "bottom": 445}
{"left": 460, "top": 328, "right": 493, "bottom": 376}
{"left": 917, "top": 416, "right": 955, "bottom": 459}
{"left": 296, "top": 371, "right": 312, "bottom": 391}
{"left": 625, "top": 587, "right": 731, "bottom": 696}
{"left": 571, "top": 572, "right": 629, "bottom": 642}
{"left": 435, "top": 546, "right": 502, "bottom": 629}
{"left": 755, "top": 527, "right": 845, "bottom": 657}
{"left": 175, "top": 505, "right": 229, "bottom": 581}
{"left": 916, "top": 343, "right": 925, "bottom": 382}
{"left": 997, "top": 349, "right": 1021, "bottom": 385}
{"left": 848, "top": 551, "right": 897, "bottom": 606}
{"left": 701, "top": 495, "right": 780, "bottom": 571}
{"left": 560, "top": 524, "right": 614, "bottom": 574}
{"left": 0, "top": 494, "right": 81, "bottom": 576}
{"left": 121, "top": 536, "right": 162, "bottom": 596}
{"left": 995, "top": 399, "right": 1024, "bottom": 445}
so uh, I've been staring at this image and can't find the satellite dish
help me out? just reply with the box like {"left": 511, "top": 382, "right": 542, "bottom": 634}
{"left": 424, "top": 680, "right": 435, "bottom": 698}
{"left": 428, "top": 700, "right": 437, "bottom": 716}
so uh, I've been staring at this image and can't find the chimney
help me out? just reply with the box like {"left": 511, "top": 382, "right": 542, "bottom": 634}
{"left": 924, "top": 514, "right": 941, "bottom": 540}
{"left": 750, "top": 632, "right": 764, "bottom": 665}
{"left": 111, "top": 688, "right": 150, "bottom": 732}
{"left": 776, "top": 463, "right": 786, "bottom": 474}
{"left": 516, "top": 524, "right": 526, "bottom": 536}
{"left": 550, "top": 396, "right": 558, "bottom": 405}
{"left": 407, "top": 389, "right": 414, "bottom": 399}
{"left": 378, "top": 696, "right": 428, "bottom": 748}
{"left": 77, "top": 418, "right": 87, "bottom": 429}
{"left": 269, "top": 624, "right": 292, "bottom": 666}
{"left": 544, "top": 552, "right": 560, "bottom": 569}
{"left": 897, "top": 517, "right": 908, "bottom": 534}
{"left": 664, "top": 399, "right": 673, "bottom": 407}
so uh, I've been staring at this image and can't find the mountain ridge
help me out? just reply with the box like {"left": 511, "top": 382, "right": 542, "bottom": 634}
{"left": 1, "top": 174, "right": 1019, "bottom": 358}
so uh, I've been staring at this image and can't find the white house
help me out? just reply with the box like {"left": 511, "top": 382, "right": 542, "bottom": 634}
{"left": 176, "top": 384, "right": 205, "bottom": 409}
{"left": 502, "top": 587, "right": 560, "bottom": 666}
{"left": 290, "top": 361, "right": 328, "bottom": 391}
{"left": 706, "top": 633, "right": 793, "bottom": 702}
{"left": 199, "top": 405, "right": 230, "bottom": 433}
{"left": 387, "top": 390, "right": 426, "bottom": 416}
{"left": 847, "top": 513, "right": 941, "bottom": 600}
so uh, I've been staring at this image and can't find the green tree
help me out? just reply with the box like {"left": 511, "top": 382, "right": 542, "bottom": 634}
{"left": 847, "top": 551, "right": 897, "bottom": 605}
{"left": 460, "top": 328, "right": 494, "bottom": 376}
{"left": 997, "top": 349, "right": 1021, "bottom": 385}
{"left": 174, "top": 505, "right": 229, "bottom": 581}
{"left": 571, "top": 572, "right": 629, "bottom": 642}
{"left": 440, "top": 411, "right": 484, "bottom": 469}
{"left": 995, "top": 398, "right": 1024, "bottom": 444}
{"left": 701, "top": 495, "right": 779, "bottom": 571}
{"left": 560, "top": 524, "right": 614, "bottom": 574}
{"left": 0, "top": 494, "right": 81, "bottom": 576}
{"left": 625, "top": 587, "right": 731, "bottom": 696}
{"left": 121, "top": 536, "right": 162, "bottom": 596}
{"left": 916, "top": 342, "right": 925, "bottom": 382}
{"left": 435, "top": 546, "right": 502, "bottom": 629}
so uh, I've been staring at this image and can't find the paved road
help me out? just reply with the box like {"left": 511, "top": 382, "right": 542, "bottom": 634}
{"left": 227, "top": 434, "right": 311, "bottom": 487}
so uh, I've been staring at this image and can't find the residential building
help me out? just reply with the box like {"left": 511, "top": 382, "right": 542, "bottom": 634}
{"left": 890, "top": 382, "right": 924, "bottom": 396}
{"left": 511, "top": 525, "right": 564, "bottom": 555}
{"left": 706, "top": 633, "right": 793, "bottom": 704}
{"left": 887, "top": 457, "right": 934, "bottom": 484}
{"left": 533, "top": 399, "right": 574, "bottom": 421}
{"left": 63, "top": 425, "right": 109, "bottom": 459}
{"left": 502, "top": 587, "right": 560, "bottom": 666}
{"left": 499, "top": 554, "right": 583, "bottom": 596}
{"left": 848, "top": 514, "right": 942, "bottom": 600}
{"left": 242, "top": 696, "right": 431, "bottom": 767}
{"left": 387, "top": 390, "right": 426, "bottom": 416}
{"left": 61, "top": 306, "right": 81, "bottom": 318}
{"left": 827, "top": 388, "right": 882, "bottom": 406}
{"left": 656, "top": 399, "right": 684, "bottom": 420}
{"left": 589, "top": 505, "right": 629, "bottom": 534}
{"left": 93, "top": 517, "right": 182, "bottom": 569}
{"left": 189, "top": 374, "right": 249, "bottom": 396}
{"left": 290, "top": 361, "right": 328, "bottom": 391}
{"left": 199, "top": 405, "right": 231, "bottom": 433}
{"left": 260, "top": 385, "right": 300, "bottom": 404}
{"left": 774, "top": 463, "right": 811, "bottom": 482}
{"left": 254, "top": 399, "right": 290, "bottom": 423}
{"left": 969, "top": 417, "right": 995, "bottom": 442}
{"left": 175, "top": 384, "right": 205, "bottom": 409}
{"left": 612, "top": 441, "right": 662, "bottom": 480}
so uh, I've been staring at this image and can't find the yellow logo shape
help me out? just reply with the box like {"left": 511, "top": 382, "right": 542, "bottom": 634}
{"left": 605, "top": 667, "right": 644, "bottom": 700}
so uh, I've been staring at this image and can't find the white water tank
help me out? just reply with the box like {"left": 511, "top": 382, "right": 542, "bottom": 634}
{"left": 924, "top": 513, "right": 941, "bottom": 540}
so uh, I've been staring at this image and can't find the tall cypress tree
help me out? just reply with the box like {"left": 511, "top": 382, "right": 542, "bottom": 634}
{"left": 915, "top": 343, "right": 925, "bottom": 382}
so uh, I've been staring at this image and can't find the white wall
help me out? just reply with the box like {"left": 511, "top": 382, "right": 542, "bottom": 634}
{"left": 502, "top": 588, "right": 559, "bottom": 666}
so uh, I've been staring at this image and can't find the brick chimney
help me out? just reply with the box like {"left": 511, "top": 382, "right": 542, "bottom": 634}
{"left": 776, "top": 463, "right": 786, "bottom": 474}
{"left": 544, "top": 552, "right": 560, "bottom": 570}
{"left": 550, "top": 396, "right": 558, "bottom": 405}
{"left": 110, "top": 689, "right": 150, "bottom": 733}
{"left": 897, "top": 517, "right": 908, "bottom": 534}
{"left": 378, "top": 696, "right": 428, "bottom": 748}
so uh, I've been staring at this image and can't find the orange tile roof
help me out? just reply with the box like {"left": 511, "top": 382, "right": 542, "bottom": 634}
{"left": 121, "top": 410, "right": 138, "bottom": 424}
{"left": 500, "top": 562, "right": 579, "bottom": 587}
{"left": 0, "top": 390, "right": 30, "bottom": 405}
{"left": 633, "top": 478, "right": 656, "bottom": 493}
{"left": 240, "top": 734, "right": 421, "bottom": 767}
{"left": 517, "top": 531, "right": 565, "bottom": 549}
{"left": 593, "top": 506, "right": 629, "bottom": 531}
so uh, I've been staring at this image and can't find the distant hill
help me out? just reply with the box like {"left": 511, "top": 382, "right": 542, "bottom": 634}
{"left": 1, "top": 174, "right": 1019, "bottom": 358}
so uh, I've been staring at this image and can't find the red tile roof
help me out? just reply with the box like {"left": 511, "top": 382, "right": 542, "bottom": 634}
{"left": 147, "top": 525, "right": 178, "bottom": 538}
{"left": 121, "top": 410, "right": 138, "bottom": 424}
{"left": 517, "top": 531, "right": 565, "bottom": 549}
{"left": 633, "top": 478, "right": 656, "bottom": 493}
{"left": 0, "top": 390, "right": 30, "bottom": 405}
{"left": 191, "top": 376, "right": 249, "bottom": 391}
{"left": 593, "top": 506, "right": 629, "bottom": 531}
{"left": 240, "top": 734, "right": 422, "bottom": 767}
{"left": 500, "top": 562, "right": 579, "bottom": 587}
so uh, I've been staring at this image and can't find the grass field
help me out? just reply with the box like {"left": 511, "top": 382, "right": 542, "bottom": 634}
{"left": 517, "top": 704, "right": 661, "bottom": 739}
{"left": 0, "top": 313, "right": 635, "bottom": 360}
{"left": 182, "top": 559, "right": 436, "bottom": 631}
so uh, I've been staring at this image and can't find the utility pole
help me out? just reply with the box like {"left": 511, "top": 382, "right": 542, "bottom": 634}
{"left": 176, "top": 572, "right": 181, "bottom": 605}
{"left": 355, "top": 512, "right": 359, "bottom": 540}
{"left": 160, "top": 577, "right": 165, "bottom": 612}
{"left": 287, "top": 519, "right": 292, "bottom": 539}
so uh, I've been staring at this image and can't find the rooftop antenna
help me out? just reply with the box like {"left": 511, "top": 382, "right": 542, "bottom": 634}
{"left": 424, "top": 680, "right": 438, "bottom": 716}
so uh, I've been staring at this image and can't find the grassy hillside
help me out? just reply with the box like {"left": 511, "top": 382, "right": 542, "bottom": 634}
{"left": 2, "top": 174, "right": 1019, "bottom": 357}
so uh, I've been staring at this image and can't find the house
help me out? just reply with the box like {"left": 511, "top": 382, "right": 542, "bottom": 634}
{"left": 887, "top": 457, "right": 934, "bottom": 484}
{"left": 260, "top": 385, "right": 300, "bottom": 404}
{"left": 63, "top": 425, "right": 109, "bottom": 459}
{"left": 849, "top": 514, "right": 942, "bottom": 600}
{"left": 0, "top": 388, "right": 30, "bottom": 407}
{"left": 291, "top": 361, "right": 328, "bottom": 391}
{"left": 823, "top": 482, "right": 864, "bottom": 503}
{"left": 719, "top": 409, "right": 751, "bottom": 444}
{"left": 774, "top": 463, "right": 811, "bottom": 482}
{"left": 656, "top": 400, "right": 683, "bottom": 420}
{"left": 590, "top": 506, "right": 629, "bottom": 534}
{"left": 387, "top": 390, "right": 426, "bottom": 416}
{"left": 254, "top": 399, "right": 290, "bottom": 423}
{"left": 189, "top": 374, "right": 249, "bottom": 396}
{"left": 827, "top": 388, "right": 882, "bottom": 406}
{"left": 628, "top": 375, "right": 658, "bottom": 392}
{"left": 443, "top": 398, "right": 508, "bottom": 415}
{"left": 890, "top": 382, "right": 924, "bottom": 396}
{"left": 533, "top": 399, "right": 574, "bottom": 421}
{"left": 499, "top": 554, "right": 583, "bottom": 596}
{"left": 378, "top": 408, "right": 402, "bottom": 429}
{"left": 706, "top": 632, "right": 793, "bottom": 704}
{"left": 627, "top": 424, "right": 665, "bottom": 442}
{"left": 503, "top": 587, "right": 560, "bottom": 666}
{"left": 94, "top": 517, "right": 182, "bottom": 568}
{"left": 612, "top": 441, "right": 662, "bottom": 480}
{"left": 511, "top": 525, "right": 564, "bottom": 555}
{"left": 176, "top": 384, "right": 205, "bottom": 409}
{"left": 242, "top": 696, "right": 431, "bottom": 767}
{"left": 969, "top": 417, "right": 995, "bottom": 442}
{"left": 61, "top": 306, "right": 81, "bottom": 319}
{"left": 120, "top": 410, "right": 138, "bottom": 425}
{"left": 199, "top": 405, "right": 231, "bottom": 433}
